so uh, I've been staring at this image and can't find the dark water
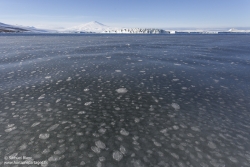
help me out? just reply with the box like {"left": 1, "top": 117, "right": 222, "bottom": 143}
{"left": 0, "top": 34, "right": 250, "bottom": 167}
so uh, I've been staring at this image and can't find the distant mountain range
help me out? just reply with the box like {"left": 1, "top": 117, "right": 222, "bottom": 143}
{"left": 1, "top": 21, "right": 250, "bottom": 34}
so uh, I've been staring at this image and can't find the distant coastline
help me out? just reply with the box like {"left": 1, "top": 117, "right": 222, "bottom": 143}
{"left": 1, "top": 21, "right": 250, "bottom": 34}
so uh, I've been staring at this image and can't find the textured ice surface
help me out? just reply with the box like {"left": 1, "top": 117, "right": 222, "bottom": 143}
{"left": 0, "top": 34, "right": 250, "bottom": 167}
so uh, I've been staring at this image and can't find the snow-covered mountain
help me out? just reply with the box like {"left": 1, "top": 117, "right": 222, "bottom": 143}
{"left": 0, "top": 22, "right": 28, "bottom": 32}
{"left": 62, "top": 21, "right": 118, "bottom": 33}
{"left": 0, "top": 22, "right": 56, "bottom": 33}
{"left": 63, "top": 21, "right": 169, "bottom": 34}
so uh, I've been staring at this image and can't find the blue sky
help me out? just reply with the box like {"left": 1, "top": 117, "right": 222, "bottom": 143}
{"left": 0, "top": 0, "right": 250, "bottom": 29}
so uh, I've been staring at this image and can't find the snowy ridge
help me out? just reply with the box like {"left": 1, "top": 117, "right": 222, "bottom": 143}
{"left": 0, "top": 22, "right": 28, "bottom": 32}
{"left": 17, "top": 25, "right": 57, "bottom": 33}
{"left": 0, "top": 22, "right": 56, "bottom": 33}
{"left": 62, "top": 21, "right": 118, "bottom": 33}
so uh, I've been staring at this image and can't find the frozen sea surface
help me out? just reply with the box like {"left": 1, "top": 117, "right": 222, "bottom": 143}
{"left": 0, "top": 34, "right": 250, "bottom": 167}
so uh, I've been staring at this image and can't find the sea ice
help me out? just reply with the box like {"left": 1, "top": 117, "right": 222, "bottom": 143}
{"left": 31, "top": 122, "right": 40, "bottom": 127}
{"left": 38, "top": 94, "right": 45, "bottom": 100}
{"left": 191, "top": 127, "right": 200, "bottom": 132}
{"left": 84, "top": 102, "right": 92, "bottom": 106}
{"left": 113, "top": 151, "right": 123, "bottom": 161}
{"left": 45, "top": 76, "right": 51, "bottom": 79}
{"left": 48, "top": 155, "right": 62, "bottom": 162}
{"left": 95, "top": 140, "right": 106, "bottom": 149}
{"left": 116, "top": 88, "right": 128, "bottom": 94}
{"left": 56, "top": 98, "right": 61, "bottom": 103}
{"left": 171, "top": 103, "right": 180, "bottom": 110}
{"left": 47, "top": 124, "right": 59, "bottom": 131}
{"left": 120, "top": 128, "right": 129, "bottom": 136}
{"left": 208, "top": 141, "right": 217, "bottom": 149}
{"left": 99, "top": 157, "right": 106, "bottom": 162}
{"left": 78, "top": 111, "right": 85, "bottom": 114}
{"left": 39, "top": 133, "right": 50, "bottom": 140}
{"left": 120, "top": 145, "right": 126, "bottom": 154}
{"left": 5, "top": 126, "right": 17, "bottom": 132}
{"left": 91, "top": 146, "right": 101, "bottom": 154}
{"left": 98, "top": 128, "right": 106, "bottom": 134}
{"left": 19, "top": 143, "right": 27, "bottom": 150}
{"left": 134, "top": 118, "right": 140, "bottom": 123}
{"left": 66, "top": 77, "right": 72, "bottom": 81}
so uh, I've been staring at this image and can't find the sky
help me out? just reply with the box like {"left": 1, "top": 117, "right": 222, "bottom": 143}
{"left": 0, "top": 0, "right": 250, "bottom": 30}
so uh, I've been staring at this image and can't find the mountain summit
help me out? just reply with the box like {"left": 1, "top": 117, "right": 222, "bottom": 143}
{"left": 87, "top": 21, "right": 106, "bottom": 26}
